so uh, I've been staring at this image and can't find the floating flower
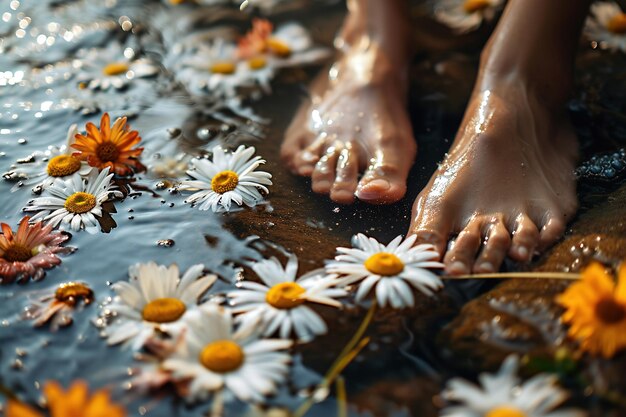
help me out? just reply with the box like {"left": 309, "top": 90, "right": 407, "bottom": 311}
{"left": 584, "top": 2, "right": 626, "bottom": 52}
{"left": 558, "top": 262, "right": 626, "bottom": 358}
{"left": 440, "top": 355, "right": 585, "bottom": 417}
{"left": 174, "top": 39, "right": 255, "bottom": 97}
{"left": 162, "top": 304, "right": 292, "bottom": 402}
{"left": 229, "top": 254, "right": 346, "bottom": 342}
{"left": 237, "top": 19, "right": 329, "bottom": 84}
{"left": 179, "top": 145, "right": 272, "bottom": 212}
{"left": 23, "top": 168, "right": 122, "bottom": 234}
{"left": 433, "top": 0, "right": 503, "bottom": 33}
{"left": 76, "top": 44, "right": 159, "bottom": 90}
{"left": 100, "top": 262, "right": 217, "bottom": 349}
{"left": 3, "top": 124, "right": 93, "bottom": 193}
{"left": 25, "top": 282, "right": 94, "bottom": 329}
{"left": 6, "top": 380, "right": 126, "bottom": 417}
{"left": 72, "top": 113, "right": 145, "bottom": 177}
{"left": 326, "top": 234, "right": 444, "bottom": 309}
{"left": 0, "top": 216, "right": 72, "bottom": 284}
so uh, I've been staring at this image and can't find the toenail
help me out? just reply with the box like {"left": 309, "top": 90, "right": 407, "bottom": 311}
{"left": 356, "top": 179, "right": 390, "bottom": 198}
{"left": 313, "top": 180, "right": 332, "bottom": 191}
{"left": 477, "top": 262, "right": 495, "bottom": 272}
{"left": 448, "top": 261, "right": 468, "bottom": 275}
{"left": 517, "top": 246, "right": 529, "bottom": 259}
{"left": 301, "top": 151, "right": 317, "bottom": 162}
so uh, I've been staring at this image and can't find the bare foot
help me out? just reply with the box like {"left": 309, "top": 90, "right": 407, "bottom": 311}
{"left": 410, "top": 82, "right": 578, "bottom": 274}
{"left": 280, "top": 1, "right": 416, "bottom": 204}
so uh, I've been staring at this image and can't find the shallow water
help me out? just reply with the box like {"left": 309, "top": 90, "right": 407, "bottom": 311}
{"left": 1, "top": 1, "right": 626, "bottom": 416}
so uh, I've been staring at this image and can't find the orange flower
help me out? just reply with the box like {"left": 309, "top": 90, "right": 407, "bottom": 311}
{"left": 558, "top": 262, "right": 626, "bottom": 358}
{"left": 72, "top": 113, "right": 144, "bottom": 176}
{"left": 6, "top": 380, "right": 126, "bottom": 417}
{"left": 238, "top": 18, "right": 273, "bottom": 59}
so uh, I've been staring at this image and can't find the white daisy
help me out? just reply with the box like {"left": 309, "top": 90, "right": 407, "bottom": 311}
{"left": 179, "top": 144, "right": 272, "bottom": 212}
{"left": 326, "top": 234, "right": 444, "bottom": 309}
{"left": 23, "top": 168, "right": 122, "bottom": 234}
{"left": 441, "top": 355, "right": 586, "bottom": 417}
{"left": 100, "top": 262, "right": 217, "bottom": 350}
{"left": 76, "top": 43, "right": 159, "bottom": 90}
{"left": 433, "top": 0, "right": 503, "bottom": 33}
{"left": 162, "top": 303, "right": 292, "bottom": 403}
{"left": 3, "top": 124, "right": 93, "bottom": 193}
{"left": 584, "top": 1, "right": 626, "bottom": 52}
{"left": 237, "top": 19, "right": 330, "bottom": 91}
{"left": 228, "top": 254, "right": 347, "bottom": 343}
{"left": 174, "top": 39, "right": 254, "bottom": 97}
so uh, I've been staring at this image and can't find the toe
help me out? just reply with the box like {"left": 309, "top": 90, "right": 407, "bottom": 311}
{"left": 311, "top": 144, "right": 341, "bottom": 194}
{"left": 355, "top": 138, "right": 414, "bottom": 204}
{"left": 509, "top": 214, "right": 540, "bottom": 262}
{"left": 330, "top": 147, "right": 359, "bottom": 204}
{"left": 473, "top": 217, "right": 511, "bottom": 273}
{"left": 356, "top": 165, "right": 408, "bottom": 204}
{"left": 538, "top": 214, "right": 567, "bottom": 251}
{"left": 293, "top": 134, "right": 327, "bottom": 176}
{"left": 444, "top": 218, "right": 483, "bottom": 275}
{"left": 409, "top": 198, "right": 451, "bottom": 259}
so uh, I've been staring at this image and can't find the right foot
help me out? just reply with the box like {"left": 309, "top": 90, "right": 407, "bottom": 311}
{"left": 280, "top": 6, "right": 416, "bottom": 204}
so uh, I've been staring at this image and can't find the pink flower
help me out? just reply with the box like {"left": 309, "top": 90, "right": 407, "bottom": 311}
{"left": 0, "top": 216, "right": 73, "bottom": 284}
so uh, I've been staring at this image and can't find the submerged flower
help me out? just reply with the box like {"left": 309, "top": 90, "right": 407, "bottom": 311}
{"left": 0, "top": 217, "right": 72, "bottom": 284}
{"left": 584, "top": 2, "right": 626, "bottom": 52}
{"left": 25, "top": 282, "right": 94, "bottom": 329}
{"left": 229, "top": 254, "right": 346, "bottom": 342}
{"left": 76, "top": 44, "right": 159, "bottom": 90}
{"left": 3, "top": 124, "right": 93, "bottom": 193}
{"left": 179, "top": 145, "right": 272, "bottom": 212}
{"left": 326, "top": 234, "right": 444, "bottom": 309}
{"left": 440, "top": 355, "right": 585, "bottom": 417}
{"left": 162, "top": 304, "right": 292, "bottom": 402}
{"left": 6, "top": 380, "right": 126, "bottom": 417}
{"left": 23, "top": 168, "right": 122, "bottom": 234}
{"left": 558, "top": 262, "right": 626, "bottom": 358}
{"left": 72, "top": 113, "right": 145, "bottom": 177}
{"left": 433, "top": 0, "right": 503, "bottom": 33}
{"left": 101, "top": 262, "right": 217, "bottom": 349}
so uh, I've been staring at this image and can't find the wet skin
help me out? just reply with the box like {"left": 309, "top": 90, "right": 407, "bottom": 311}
{"left": 282, "top": 0, "right": 590, "bottom": 273}
{"left": 280, "top": 0, "right": 415, "bottom": 204}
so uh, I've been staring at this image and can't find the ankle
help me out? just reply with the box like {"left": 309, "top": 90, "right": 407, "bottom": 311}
{"left": 476, "top": 53, "right": 573, "bottom": 110}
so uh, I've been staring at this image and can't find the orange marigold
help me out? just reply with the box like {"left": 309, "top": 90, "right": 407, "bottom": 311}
{"left": 6, "top": 380, "right": 126, "bottom": 417}
{"left": 558, "top": 262, "right": 626, "bottom": 358}
{"left": 72, "top": 113, "right": 144, "bottom": 177}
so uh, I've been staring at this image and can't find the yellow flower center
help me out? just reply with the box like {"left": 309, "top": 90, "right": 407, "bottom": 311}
{"left": 210, "top": 62, "right": 236, "bottom": 74}
{"left": 2, "top": 243, "right": 33, "bottom": 262}
{"left": 364, "top": 252, "right": 404, "bottom": 276}
{"left": 102, "top": 62, "right": 129, "bottom": 76}
{"left": 64, "top": 192, "right": 97, "bottom": 214}
{"left": 607, "top": 13, "right": 626, "bottom": 34}
{"left": 265, "top": 282, "right": 306, "bottom": 309}
{"left": 485, "top": 407, "right": 527, "bottom": 417}
{"left": 463, "top": 0, "right": 491, "bottom": 13}
{"left": 96, "top": 141, "right": 120, "bottom": 163}
{"left": 199, "top": 340, "right": 245, "bottom": 373}
{"left": 55, "top": 282, "right": 94, "bottom": 305}
{"left": 141, "top": 298, "right": 187, "bottom": 323}
{"left": 595, "top": 297, "right": 626, "bottom": 324}
{"left": 211, "top": 170, "right": 239, "bottom": 194}
{"left": 248, "top": 56, "right": 267, "bottom": 70}
{"left": 266, "top": 38, "right": 291, "bottom": 57}
{"left": 47, "top": 155, "right": 82, "bottom": 177}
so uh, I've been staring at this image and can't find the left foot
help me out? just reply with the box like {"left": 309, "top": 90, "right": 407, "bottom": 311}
{"left": 409, "top": 80, "right": 578, "bottom": 274}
